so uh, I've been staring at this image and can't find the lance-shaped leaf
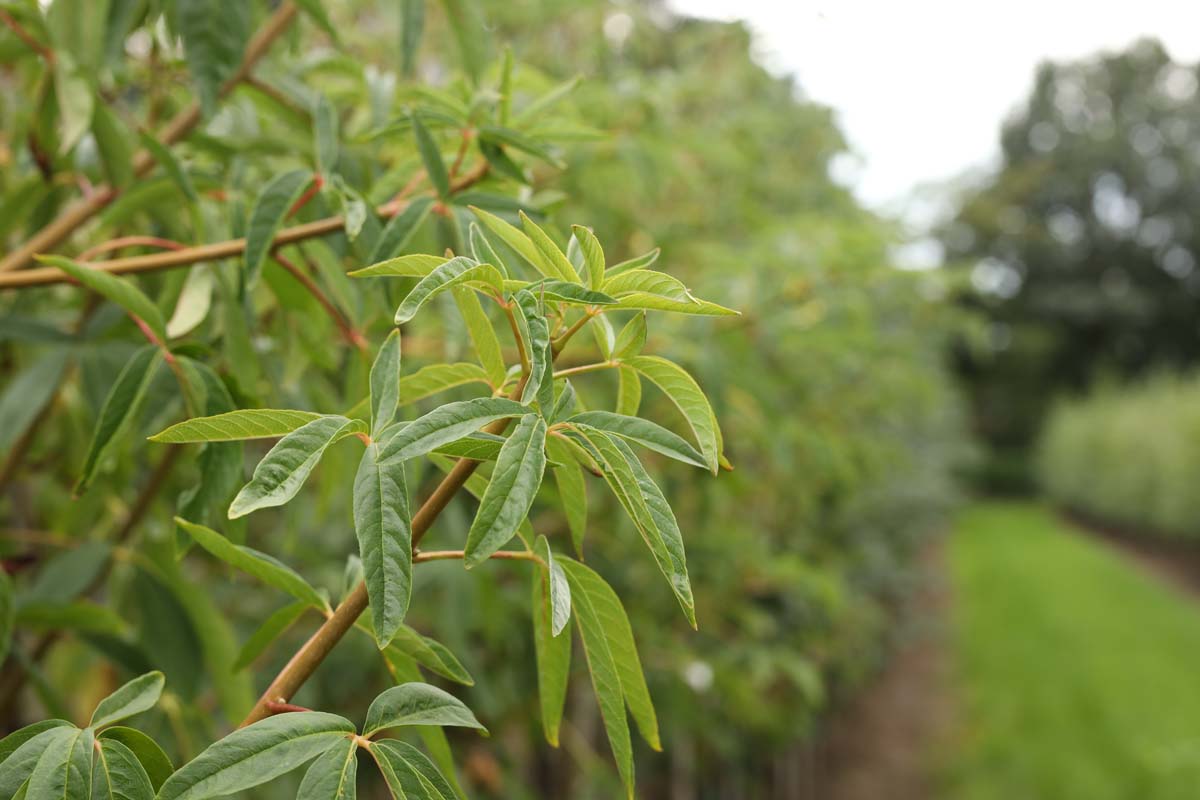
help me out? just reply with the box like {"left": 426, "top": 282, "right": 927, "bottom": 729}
{"left": 617, "top": 294, "right": 738, "bottom": 316}
{"left": 243, "top": 169, "right": 313, "bottom": 287}
{"left": 348, "top": 253, "right": 445, "bottom": 279}
{"left": 354, "top": 443, "right": 412, "bottom": 648}
{"left": 0, "top": 722, "right": 73, "bottom": 798}
{"left": 39, "top": 256, "right": 166, "bottom": 342}
{"left": 571, "top": 224, "right": 606, "bottom": 289}
{"left": 468, "top": 206, "right": 559, "bottom": 279}
{"left": 92, "top": 104, "right": 135, "bottom": 189}
{"left": 606, "top": 248, "right": 661, "bottom": 277}
{"left": 175, "top": 518, "right": 326, "bottom": 608}
{"left": 77, "top": 345, "right": 161, "bottom": 494}
{"left": 411, "top": 114, "right": 450, "bottom": 198}
{"left": 0, "top": 352, "right": 69, "bottom": 456}
{"left": 453, "top": 287, "right": 507, "bottom": 387}
{"left": 97, "top": 728, "right": 173, "bottom": 791}
{"left": 156, "top": 712, "right": 355, "bottom": 800}
{"left": 371, "top": 739, "right": 456, "bottom": 800}
{"left": 89, "top": 671, "right": 164, "bottom": 729}
{"left": 297, "top": 736, "right": 357, "bottom": 800}
{"left": 374, "top": 657, "right": 465, "bottom": 799}
{"left": 396, "top": 362, "right": 491, "bottom": 404}
{"left": 468, "top": 222, "right": 507, "bottom": 272}
{"left": 150, "top": 409, "right": 323, "bottom": 443}
{"left": 564, "top": 429, "right": 695, "bottom": 626}
{"left": 431, "top": 433, "right": 504, "bottom": 461}
{"left": 177, "top": 0, "right": 249, "bottom": 115}
{"left": 550, "top": 381, "right": 578, "bottom": 424}
{"left": 568, "top": 411, "right": 706, "bottom": 468}
{"left": 514, "top": 290, "right": 553, "bottom": 410}
{"left": 233, "top": 601, "right": 309, "bottom": 671}
{"left": 229, "top": 415, "right": 366, "bottom": 518}
{"left": 313, "top": 94, "right": 339, "bottom": 175}
{"left": 368, "top": 197, "right": 434, "bottom": 264}
{"left": 139, "top": 131, "right": 198, "bottom": 203}
{"left": 398, "top": 0, "right": 424, "bottom": 76}
{"left": 626, "top": 355, "right": 722, "bottom": 474}
{"left": 379, "top": 398, "right": 527, "bottom": 464}
{"left": 531, "top": 541, "right": 571, "bottom": 747}
{"left": 167, "top": 267, "right": 214, "bottom": 339}
{"left": 174, "top": 360, "right": 243, "bottom": 528}
{"left": 26, "top": 725, "right": 92, "bottom": 800}
{"left": 560, "top": 558, "right": 660, "bottom": 750}
{"left": 613, "top": 313, "right": 647, "bottom": 360}
{"left": 380, "top": 624, "right": 475, "bottom": 686}
{"left": 526, "top": 280, "right": 616, "bottom": 306}
{"left": 548, "top": 437, "right": 587, "bottom": 556}
{"left": 393, "top": 257, "right": 504, "bottom": 325}
{"left": 603, "top": 268, "right": 693, "bottom": 303}
{"left": 477, "top": 126, "right": 565, "bottom": 168}
{"left": 370, "top": 330, "right": 403, "bottom": 437}
{"left": 90, "top": 738, "right": 154, "bottom": 800}
{"left": 362, "top": 683, "right": 486, "bottom": 737}
{"left": 518, "top": 212, "right": 579, "bottom": 282}
{"left": 463, "top": 415, "right": 547, "bottom": 567}
{"left": 535, "top": 536, "right": 570, "bottom": 636}
{"left": 616, "top": 365, "right": 642, "bottom": 416}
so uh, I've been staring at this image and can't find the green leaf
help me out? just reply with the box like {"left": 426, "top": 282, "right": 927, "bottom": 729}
{"left": 150, "top": 409, "right": 323, "bottom": 443}
{"left": 138, "top": 132, "right": 198, "bottom": 203}
{"left": 349, "top": 253, "right": 446, "bottom": 279}
{"left": 26, "top": 725, "right": 92, "bottom": 800}
{"left": 378, "top": 398, "right": 527, "bottom": 463}
{"left": 535, "top": 537, "right": 570, "bottom": 636}
{"left": 91, "top": 103, "right": 135, "bottom": 188}
{"left": 38, "top": 256, "right": 166, "bottom": 342}
{"left": 548, "top": 437, "right": 587, "bottom": 556}
{"left": 477, "top": 126, "right": 565, "bottom": 169}
{"left": 626, "top": 355, "right": 722, "bottom": 474}
{"left": 76, "top": 345, "right": 161, "bottom": 494}
{"left": 297, "top": 736, "right": 357, "bottom": 800}
{"left": 371, "top": 739, "right": 456, "bottom": 800}
{"left": 156, "top": 712, "right": 355, "bottom": 800}
{"left": 228, "top": 415, "right": 366, "bottom": 518}
{"left": 549, "top": 381, "right": 577, "bottom": 424}
{"left": 570, "top": 225, "right": 605, "bottom": 290}
{"left": 398, "top": 0, "right": 425, "bottom": 77}
{"left": 175, "top": 518, "right": 326, "bottom": 608}
{"left": 513, "top": 290, "right": 552, "bottom": 410}
{"left": 314, "top": 94, "right": 339, "bottom": 175}
{"left": 397, "top": 362, "right": 492, "bottom": 403}
{"left": 430, "top": 433, "right": 503, "bottom": 461}
{"left": 527, "top": 280, "right": 616, "bottom": 306}
{"left": 519, "top": 211, "right": 579, "bottom": 282}
{"left": 166, "top": 267, "right": 214, "bottom": 339}
{"left": 613, "top": 314, "right": 646, "bottom": 360}
{"left": 531, "top": 540, "right": 571, "bottom": 747}
{"left": 438, "top": 0, "right": 488, "bottom": 85}
{"left": 362, "top": 683, "right": 486, "bottom": 737}
{"left": 452, "top": 287, "right": 507, "bottom": 387}
{"left": 367, "top": 197, "right": 434, "bottom": 264}
{"left": 616, "top": 294, "right": 738, "bottom": 316}
{"left": 243, "top": 169, "right": 314, "bottom": 288}
{"left": 607, "top": 248, "right": 661, "bottom": 277}
{"left": 96, "top": 728, "right": 173, "bottom": 791}
{"left": 15, "top": 601, "right": 126, "bottom": 635}
{"left": 565, "top": 429, "right": 695, "bottom": 625}
{"left": 89, "top": 671, "right": 164, "bottom": 729}
{"left": 177, "top": 0, "right": 249, "bottom": 116}
{"left": 370, "top": 330, "right": 403, "bottom": 437}
{"left": 411, "top": 114, "right": 449, "bottom": 198}
{"left": 467, "top": 221, "right": 506, "bottom": 271}
{"left": 374, "top": 660, "right": 466, "bottom": 800}
{"left": 90, "top": 738, "right": 154, "bottom": 800}
{"left": 294, "top": 0, "right": 341, "bottom": 41}
{"left": 354, "top": 443, "right": 412, "bottom": 648}
{"left": 615, "top": 365, "right": 641, "bottom": 417}
{"left": 560, "top": 558, "right": 660, "bottom": 750}
{"left": 569, "top": 411, "right": 706, "bottom": 468}
{"left": 464, "top": 415, "right": 547, "bottom": 567}
{"left": 383, "top": 626, "right": 474, "bottom": 686}
{"left": 394, "top": 257, "right": 503, "bottom": 324}
{"left": 233, "top": 601, "right": 309, "bottom": 671}
{"left": 54, "top": 57, "right": 94, "bottom": 153}
{"left": 603, "top": 268, "right": 692, "bottom": 302}
{"left": 468, "top": 206, "right": 556, "bottom": 279}
{"left": 0, "top": 352, "right": 69, "bottom": 456}
{"left": 591, "top": 313, "right": 615, "bottom": 359}
{"left": 0, "top": 722, "right": 73, "bottom": 798}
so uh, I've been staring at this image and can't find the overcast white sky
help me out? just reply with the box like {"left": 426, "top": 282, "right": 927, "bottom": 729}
{"left": 670, "top": 0, "right": 1200, "bottom": 230}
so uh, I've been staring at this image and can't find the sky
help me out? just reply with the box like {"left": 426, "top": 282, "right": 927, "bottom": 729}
{"left": 668, "top": 0, "right": 1200, "bottom": 236}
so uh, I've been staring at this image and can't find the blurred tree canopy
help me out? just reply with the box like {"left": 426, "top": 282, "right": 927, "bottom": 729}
{"left": 944, "top": 39, "right": 1200, "bottom": 464}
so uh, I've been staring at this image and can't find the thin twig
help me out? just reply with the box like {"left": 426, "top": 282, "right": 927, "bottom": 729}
{"left": 272, "top": 252, "right": 366, "bottom": 350}
{"left": 0, "top": 9, "right": 53, "bottom": 63}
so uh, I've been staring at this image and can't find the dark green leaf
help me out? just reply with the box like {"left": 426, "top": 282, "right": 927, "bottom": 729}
{"left": 89, "top": 670, "right": 164, "bottom": 729}
{"left": 137, "top": 132, "right": 198, "bottom": 203}
{"left": 569, "top": 411, "right": 705, "bottom": 468}
{"left": 233, "top": 601, "right": 309, "bottom": 671}
{"left": 76, "top": 345, "right": 161, "bottom": 494}
{"left": 354, "top": 443, "right": 412, "bottom": 647}
{"left": 368, "top": 197, "right": 434, "bottom": 264}
{"left": 527, "top": 280, "right": 615, "bottom": 306}
{"left": 97, "top": 728, "right": 174, "bottom": 791}
{"left": 531, "top": 541, "right": 571, "bottom": 747}
{"left": 297, "top": 736, "right": 357, "bottom": 800}
{"left": 363, "top": 683, "right": 486, "bottom": 737}
{"left": 0, "top": 721, "right": 73, "bottom": 799}
{"left": 90, "top": 738, "right": 155, "bottom": 800}
{"left": 26, "top": 725, "right": 91, "bottom": 800}
{"left": 477, "top": 126, "right": 564, "bottom": 169}
{"left": 243, "top": 169, "right": 314, "bottom": 288}
{"left": 378, "top": 398, "right": 527, "bottom": 464}
{"left": 382, "top": 626, "right": 474, "bottom": 686}
{"left": 626, "top": 355, "right": 722, "bottom": 474}
{"left": 371, "top": 739, "right": 455, "bottom": 800}
{"left": 548, "top": 437, "right": 587, "bottom": 556}
{"left": 92, "top": 104, "right": 135, "bottom": 188}
{"left": 463, "top": 415, "right": 547, "bottom": 567}
{"left": 398, "top": 0, "right": 425, "bottom": 77}
{"left": 513, "top": 290, "right": 552, "bottom": 410}
{"left": 0, "top": 351, "right": 69, "bottom": 457}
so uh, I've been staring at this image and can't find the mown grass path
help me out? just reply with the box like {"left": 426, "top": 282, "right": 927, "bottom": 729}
{"left": 946, "top": 501, "right": 1200, "bottom": 800}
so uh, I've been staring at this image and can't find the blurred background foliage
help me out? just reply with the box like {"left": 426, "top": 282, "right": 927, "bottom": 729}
{"left": 0, "top": 0, "right": 967, "bottom": 798}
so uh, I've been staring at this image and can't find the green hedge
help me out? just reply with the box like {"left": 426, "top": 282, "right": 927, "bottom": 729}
{"left": 1039, "top": 374, "right": 1200, "bottom": 536}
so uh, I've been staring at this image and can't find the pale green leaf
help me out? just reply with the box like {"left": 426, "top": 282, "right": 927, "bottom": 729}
{"left": 370, "top": 330, "right": 403, "bottom": 437}
{"left": 77, "top": 345, "right": 161, "bottom": 494}
{"left": 349, "top": 253, "right": 446, "bottom": 279}
{"left": 313, "top": 94, "right": 339, "bottom": 175}
{"left": 397, "top": 362, "right": 491, "bottom": 404}
{"left": 626, "top": 355, "right": 722, "bottom": 474}
{"left": 243, "top": 169, "right": 313, "bottom": 287}
{"left": 603, "top": 268, "right": 692, "bottom": 302}
{"left": 354, "top": 443, "right": 412, "bottom": 647}
{"left": 452, "top": 287, "right": 507, "bottom": 387}
{"left": 468, "top": 206, "right": 556, "bottom": 279}
{"left": 616, "top": 294, "right": 738, "bottom": 316}
{"left": 150, "top": 409, "right": 323, "bottom": 443}
{"left": 613, "top": 313, "right": 646, "bottom": 360}
{"left": 411, "top": 114, "right": 449, "bottom": 198}
{"left": 531, "top": 543, "right": 571, "bottom": 747}
{"left": 362, "top": 683, "right": 486, "bottom": 737}
{"left": 38, "top": 256, "right": 166, "bottom": 342}
{"left": 527, "top": 280, "right": 615, "bottom": 306}
{"left": 571, "top": 225, "right": 605, "bottom": 290}
{"left": 606, "top": 248, "right": 660, "bottom": 277}
{"left": 463, "top": 415, "right": 547, "bottom": 567}
{"left": 228, "top": 416, "right": 366, "bottom": 518}
{"left": 615, "top": 365, "right": 641, "bottom": 417}
{"left": 378, "top": 398, "right": 527, "bottom": 463}
{"left": 394, "top": 257, "right": 504, "bottom": 324}
{"left": 89, "top": 670, "right": 164, "bottom": 729}
{"left": 175, "top": 518, "right": 326, "bottom": 608}
{"left": 519, "top": 211, "right": 579, "bottom": 281}
{"left": 156, "top": 712, "right": 355, "bottom": 800}
{"left": 468, "top": 222, "right": 506, "bottom": 272}
{"left": 166, "top": 267, "right": 214, "bottom": 339}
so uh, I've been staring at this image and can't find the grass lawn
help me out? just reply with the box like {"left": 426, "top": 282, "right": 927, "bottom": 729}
{"left": 945, "top": 501, "right": 1200, "bottom": 800}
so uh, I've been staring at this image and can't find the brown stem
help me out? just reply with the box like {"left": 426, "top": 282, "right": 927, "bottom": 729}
{"left": 0, "top": 9, "right": 53, "bottom": 63}
{"left": 0, "top": 162, "right": 491, "bottom": 290}
{"left": 272, "top": 252, "right": 366, "bottom": 350}
{"left": 78, "top": 236, "right": 187, "bottom": 261}
{"left": 551, "top": 310, "right": 595, "bottom": 356}
{"left": 239, "top": 374, "right": 531, "bottom": 728}
{"left": 0, "top": 1, "right": 300, "bottom": 273}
